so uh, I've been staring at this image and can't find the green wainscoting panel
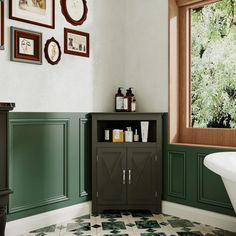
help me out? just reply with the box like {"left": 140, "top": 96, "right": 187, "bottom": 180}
{"left": 197, "top": 154, "right": 232, "bottom": 209}
{"left": 163, "top": 113, "right": 235, "bottom": 216}
{"left": 7, "top": 113, "right": 91, "bottom": 221}
{"left": 79, "top": 118, "right": 91, "bottom": 197}
{"left": 168, "top": 151, "right": 186, "bottom": 199}
{"left": 9, "top": 118, "right": 69, "bottom": 213}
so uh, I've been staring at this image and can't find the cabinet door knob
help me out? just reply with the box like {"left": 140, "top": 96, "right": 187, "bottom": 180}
{"left": 128, "top": 170, "right": 132, "bottom": 184}
{"left": 123, "top": 170, "right": 126, "bottom": 185}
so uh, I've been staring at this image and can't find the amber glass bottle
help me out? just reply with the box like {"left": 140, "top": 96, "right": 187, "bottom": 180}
{"left": 124, "top": 89, "right": 132, "bottom": 112}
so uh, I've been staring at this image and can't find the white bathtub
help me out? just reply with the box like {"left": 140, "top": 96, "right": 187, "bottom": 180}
{"left": 204, "top": 152, "right": 236, "bottom": 213}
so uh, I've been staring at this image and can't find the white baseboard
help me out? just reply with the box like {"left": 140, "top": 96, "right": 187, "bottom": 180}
{"left": 5, "top": 201, "right": 91, "bottom": 236}
{"left": 5, "top": 200, "right": 236, "bottom": 235}
{"left": 162, "top": 201, "right": 236, "bottom": 232}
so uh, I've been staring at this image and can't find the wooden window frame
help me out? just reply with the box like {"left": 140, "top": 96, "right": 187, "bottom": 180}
{"left": 169, "top": 0, "right": 236, "bottom": 148}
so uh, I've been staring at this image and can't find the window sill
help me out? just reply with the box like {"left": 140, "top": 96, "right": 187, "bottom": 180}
{"left": 169, "top": 142, "right": 236, "bottom": 150}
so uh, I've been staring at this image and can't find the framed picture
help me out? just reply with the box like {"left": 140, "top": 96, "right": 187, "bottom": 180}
{"left": 9, "top": 0, "right": 55, "bottom": 29}
{"left": 64, "top": 28, "right": 89, "bottom": 57}
{"left": 44, "top": 37, "right": 61, "bottom": 65}
{"left": 60, "top": 0, "right": 88, "bottom": 26}
{"left": 0, "top": 0, "right": 4, "bottom": 50}
{"left": 10, "top": 27, "right": 42, "bottom": 65}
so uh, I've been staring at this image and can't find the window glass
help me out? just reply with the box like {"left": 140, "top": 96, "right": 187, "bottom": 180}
{"left": 191, "top": 0, "right": 236, "bottom": 128}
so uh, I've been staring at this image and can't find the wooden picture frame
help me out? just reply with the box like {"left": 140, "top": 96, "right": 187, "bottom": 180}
{"left": 60, "top": 0, "right": 88, "bottom": 26}
{"left": 44, "top": 37, "right": 62, "bottom": 65}
{"left": 9, "top": 0, "right": 55, "bottom": 29}
{"left": 0, "top": 0, "right": 4, "bottom": 50}
{"left": 10, "top": 27, "right": 42, "bottom": 65}
{"left": 64, "top": 28, "right": 89, "bottom": 57}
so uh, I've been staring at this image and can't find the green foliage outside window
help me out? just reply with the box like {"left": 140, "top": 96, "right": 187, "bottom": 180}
{"left": 191, "top": 0, "right": 236, "bottom": 128}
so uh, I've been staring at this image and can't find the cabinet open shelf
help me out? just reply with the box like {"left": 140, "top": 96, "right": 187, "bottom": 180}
{"left": 97, "top": 119, "right": 157, "bottom": 142}
{"left": 96, "top": 142, "right": 157, "bottom": 147}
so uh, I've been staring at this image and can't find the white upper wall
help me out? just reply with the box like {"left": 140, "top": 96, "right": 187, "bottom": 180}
{"left": 0, "top": 0, "right": 168, "bottom": 112}
{"left": 124, "top": 0, "right": 168, "bottom": 112}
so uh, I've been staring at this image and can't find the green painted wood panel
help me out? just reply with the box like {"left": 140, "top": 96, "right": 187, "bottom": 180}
{"left": 163, "top": 113, "right": 235, "bottom": 216}
{"left": 197, "top": 154, "right": 232, "bottom": 209}
{"left": 168, "top": 151, "right": 186, "bottom": 199}
{"left": 9, "top": 119, "right": 69, "bottom": 213}
{"left": 7, "top": 113, "right": 91, "bottom": 221}
{"left": 79, "top": 118, "right": 91, "bottom": 197}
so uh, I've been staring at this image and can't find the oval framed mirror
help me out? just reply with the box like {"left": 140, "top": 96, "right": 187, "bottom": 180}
{"left": 44, "top": 37, "right": 62, "bottom": 65}
{"left": 60, "top": 0, "right": 88, "bottom": 26}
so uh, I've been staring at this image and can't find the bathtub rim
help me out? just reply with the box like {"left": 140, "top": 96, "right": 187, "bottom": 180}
{"left": 204, "top": 152, "right": 236, "bottom": 182}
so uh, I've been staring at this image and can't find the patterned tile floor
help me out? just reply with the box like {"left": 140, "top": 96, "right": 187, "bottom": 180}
{"left": 18, "top": 210, "right": 236, "bottom": 236}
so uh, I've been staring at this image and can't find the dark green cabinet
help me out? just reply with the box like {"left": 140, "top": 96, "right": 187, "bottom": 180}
{"left": 92, "top": 113, "right": 163, "bottom": 214}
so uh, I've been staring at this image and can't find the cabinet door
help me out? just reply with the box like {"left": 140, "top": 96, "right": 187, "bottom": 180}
{"left": 97, "top": 147, "right": 126, "bottom": 205}
{"left": 127, "top": 147, "right": 157, "bottom": 205}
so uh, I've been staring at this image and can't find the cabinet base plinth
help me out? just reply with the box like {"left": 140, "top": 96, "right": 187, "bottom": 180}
{"left": 92, "top": 204, "right": 162, "bottom": 215}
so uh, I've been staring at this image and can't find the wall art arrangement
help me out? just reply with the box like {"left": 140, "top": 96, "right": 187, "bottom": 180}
{"left": 10, "top": 26, "right": 42, "bottom": 65}
{"left": 4, "top": 0, "right": 89, "bottom": 65}
{"left": 0, "top": 0, "right": 4, "bottom": 50}
{"left": 9, "top": 0, "right": 55, "bottom": 29}
{"left": 44, "top": 37, "right": 61, "bottom": 65}
{"left": 60, "top": 0, "right": 88, "bottom": 26}
{"left": 64, "top": 28, "right": 89, "bottom": 57}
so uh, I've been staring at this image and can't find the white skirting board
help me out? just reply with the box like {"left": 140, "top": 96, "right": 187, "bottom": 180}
{"left": 162, "top": 201, "right": 236, "bottom": 232}
{"left": 5, "top": 201, "right": 91, "bottom": 236}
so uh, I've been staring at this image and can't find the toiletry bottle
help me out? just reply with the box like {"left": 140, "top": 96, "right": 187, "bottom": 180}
{"left": 134, "top": 129, "right": 139, "bottom": 142}
{"left": 124, "top": 89, "right": 132, "bottom": 112}
{"left": 129, "top": 88, "right": 134, "bottom": 98}
{"left": 131, "top": 96, "right": 136, "bottom": 112}
{"left": 128, "top": 88, "right": 136, "bottom": 112}
{"left": 115, "top": 87, "right": 124, "bottom": 112}
{"left": 125, "top": 127, "right": 133, "bottom": 142}
{"left": 104, "top": 129, "right": 110, "bottom": 142}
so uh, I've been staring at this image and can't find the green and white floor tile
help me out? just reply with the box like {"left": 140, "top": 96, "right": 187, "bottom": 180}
{"left": 18, "top": 210, "right": 236, "bottom": 236}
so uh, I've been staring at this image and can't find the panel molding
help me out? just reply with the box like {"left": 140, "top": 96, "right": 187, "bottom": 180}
{"left": 197, "top": 153, "right": 232, "bottom": 209}
{"left": 168, "top": 151, "right": 186, "bottom": 199}
{"left": 8, "top": 195, "right": 69, "bottom": 213}
{"left": 79, "top": 118, "right": 89, "bottom": 197}
{"left": 8, "top": 118, "right": 69, "bottom": 214}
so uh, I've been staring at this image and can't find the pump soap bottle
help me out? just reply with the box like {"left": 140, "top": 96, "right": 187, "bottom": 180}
{"left": 115, "top": 87, "right": 124, "bottom": 112}
{"left": 124, "top": 89, "right": 132, "bottom": 112}
{"left": 128, "top": 88, "right": 136, "bottom": 112}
